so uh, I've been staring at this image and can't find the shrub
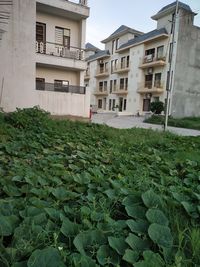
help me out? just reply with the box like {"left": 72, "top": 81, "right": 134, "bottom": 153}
{"left": 150, "top": 101, "right": 164, "bottom": 115}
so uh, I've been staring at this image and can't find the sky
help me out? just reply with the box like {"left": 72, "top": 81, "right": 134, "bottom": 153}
{"left": 86, "top": 0, "right": 200, "bottom": 49}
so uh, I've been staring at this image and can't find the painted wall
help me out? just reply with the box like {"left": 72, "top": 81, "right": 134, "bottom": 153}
{"left": 37, "top": 11, "right": 80, "bottom": 48}
{"left": 37, "top": 87, "right": 90, "bottom": 117}
{"left": 171, "top": 10, "right": 200, "bottom": 117}
{"left": 36, "top": 66, "right": 79, "bottom": 85}
{"left": 0, "top": 0, "right": 37, "bottom": 111}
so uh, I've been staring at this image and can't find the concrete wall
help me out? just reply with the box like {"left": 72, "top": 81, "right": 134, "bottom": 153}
{"left": 36, "top": 66, "right": 79, "bottom": 84}
{"left": 37, "top": 11, "right": 80, "bottom": 47}
{"left": 171, "top": 10, "right": 200, "bottom": 117}
{"left": 0, "top": 0, "right": 37, "bottom": 111}
{"left": 37, "top": 87, "right": 90, "bottom": 117}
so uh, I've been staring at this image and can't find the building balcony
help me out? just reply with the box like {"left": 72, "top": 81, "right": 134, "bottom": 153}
{"left": 94, "top": 89, "right": 108, "bottom": 96}
{"left": 84, "top": 70, "right": 90, "bottom": 80}
{"left": 95, "top": 68, "right": 109, "bottom": 78}
{"left": 36, "top": 41, "right": 86, "bottom": 70}
{"left": 137, "top": 81, "right": 164, "bottom": 94}
{"left": 140, "top": 54, "right": 166, "bottom": 69}
{"left": 113, "top": 64, "right": 130, "bottom": 74}
{"left": 36, "top": 0, "right": 89, "bottom": 20}
{"left": 36, "top": 82, "right": 86, "bottom": 94}
{"left": 113, "top": 87, "right": 128, "bottom": 95}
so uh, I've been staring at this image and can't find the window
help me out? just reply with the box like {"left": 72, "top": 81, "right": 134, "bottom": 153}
{"left": 145, "top": 74, "right": 153, "bottom": 88}
{"left": 143, "top": 99, "right": 151, "bottom": 112}
{"left": 145, "top": 48, "right": 155, "bottom": 56}
{"left": 54, "top": 80, "right": 69, "bottom": 92}
{"left": 99, "top": 82, "right": 103, "bottom": 92}
{"left": 116, "top": 38, "right": 119, "bottom": 50}
{"left": 36, "top": 78, "right": 45, "bottom": 91}
{"left": 112, "top": 40, "right": 115, "bottom": 54}
{"left": 121, "top": 57, "right": 126, "bottom": 69}
{"left": 109, "top": 99, "right": 112, "bottom": 110}
{"left": 123, "top": 99, "right": 127, "bottom": 111}
{"left": 157, "top": 46, "right": 164, "bottom": 59}
{"left": 104, "top": 81, "right": 108, "bottom": 91}
{"left": 55, "top": 27, "right": 70, "bottom": 48}
{"left": 111, "top": 60, "right": 118, "bottom": 73}
{"left": 125, "top": 78, "right": 128, "bottom": 90}
{"left": 126, "top": 56, "right": 130, "bottom": 68}
{"left": 120, "top": 78, "right": 124, "bottom": 90}
{"left": 113, "top": 80, "right": 117, "bottom": 91}
{"left": 110, "top": 80, "right": 113, "bottom": 93}
{"left": 112, "top": 99, "right": 116, "bottom": 110}
{"left": 154, "top": 97, "right": 160, "bottom": 102}
{"left": 98, "top": 99, "right": 102, "bottom": 109}
{"left": 120, "top": 78, "right": 128, "bottom": 90}
{"left": 154, "top": 73, "right": 162, "bottom": 87}
{"left": 36, "top": 22, "right": 46, "bottom": 53}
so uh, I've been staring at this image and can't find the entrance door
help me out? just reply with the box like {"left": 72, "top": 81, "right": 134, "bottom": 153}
{"left": 143, "top": 99, "right": 151, "bottom": 112}
{"left": 119, "top": 97, "right": 123, "bottom": 112}
{"left": 36, "top": 22, "right": 46, "bottom": 53}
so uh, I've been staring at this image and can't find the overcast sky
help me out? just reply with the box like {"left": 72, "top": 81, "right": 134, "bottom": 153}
{"left": 86, "top": 0, "right": 200, "bottom": 49}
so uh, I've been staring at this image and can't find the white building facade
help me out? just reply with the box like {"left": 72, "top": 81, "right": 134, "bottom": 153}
{"left": 86, "top": 1, "right": 200, "bottom": 118}
{"left": 0, "top": 0, "right": 90, "bottom": 118}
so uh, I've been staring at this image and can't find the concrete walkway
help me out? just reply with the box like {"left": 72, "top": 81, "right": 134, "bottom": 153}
{"left": 91, "top": 113, "right": 200, "bottom": 137}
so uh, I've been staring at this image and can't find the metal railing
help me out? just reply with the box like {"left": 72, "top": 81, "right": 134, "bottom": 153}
{"left": 69, "top": 0, "right": 88, "bottom": 6}
{"left": 96, "top": 67, "right": 109, "bottom": 75}
{"left": 36, "top": 82, "right": 86, "bottom": 94}
{"left": 36, "top": 41, "right": 85, "bottom": 60}
{"left": 144, "top": 80, "right": 163, "bottom": 89}
{"left": 143, "top": 54, "right": 166, "bottom": 64}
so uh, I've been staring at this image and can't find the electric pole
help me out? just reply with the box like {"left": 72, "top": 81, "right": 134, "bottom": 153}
{"left": 164, "top": 0, "right": 179, "bottom": 131}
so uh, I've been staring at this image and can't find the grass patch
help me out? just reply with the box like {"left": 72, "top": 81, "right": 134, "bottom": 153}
{"left": 0, "top": 107, "right": 200, "bottom": 266}
{"left": 144, "top": 115, "right": 200, "bottom": 130}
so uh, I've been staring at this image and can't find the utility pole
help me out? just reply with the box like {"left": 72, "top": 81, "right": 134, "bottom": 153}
{"left": 164, "top": 0, "right": 179, "bottom": 131}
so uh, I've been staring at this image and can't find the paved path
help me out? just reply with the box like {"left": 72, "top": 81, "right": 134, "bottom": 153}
{"left": 91, "top": 113, "right": 200, "bottom": 137}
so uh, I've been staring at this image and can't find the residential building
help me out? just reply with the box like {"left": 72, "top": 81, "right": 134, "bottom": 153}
{"left": 0, "top": 0, "right": 90, "bottom": 118}
{"left": 86, "top": 1, "right": 200, "bottom": 118}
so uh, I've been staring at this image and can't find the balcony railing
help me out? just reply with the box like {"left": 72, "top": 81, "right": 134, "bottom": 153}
{"left": 36, "top": 41, "right": 85, "bottom": 60}
{"left": 70, "top": 0, "right": 88, "bottom": 6}
{"left": 140, "top": 54, "right": 166, "bottom": 68}
{"left": 137, "top": 81, "right": 164, "bottom": 94}
{"left": 36, "top": 82, "right": 86, "bottom": 94}
{"left": 95, "top": 67, "right": 109, "bottom": 77}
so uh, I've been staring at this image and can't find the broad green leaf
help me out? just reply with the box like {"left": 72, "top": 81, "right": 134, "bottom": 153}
{"left": 146, "top": 209, "right": 169, "bottom": 226}
{"left": 0, "top": 215, "right": 19, "bottom": 236}
{"left": 125, "top": 233, "right": 150, "bottom": 251}
{"left": 181, "top": 201, "right": 198, "bottom": 218}
{"left": 142, "top": 190, "right": 162, "bottom": 208}
{"left": 126, "top": 219, "right": 149, "bottom": 234}
{"left": 73, "top": 230, "right": 106, "bottom": 255}
{"left": 134, "top": 250, "right": 165, "bottom": 267}
{"left": 61, "top": 217, "right": 79, "bottom": 237}
{"left": 27, "top": 247, "right": 65, "bottom": 267}
{"left": 11, "top": 262, "right": 27, "bottom": 267}
{"left": 122, "top": 195, "right": 141, "bottom": 206}
{"left": 122, "top": 249, "right": 139, "bottom": 264}
{"left": 71, "top": 253, "right": 96, "bottom": 267}
{"left": 125, "top": 205, "right": 146, "bottom": 220}
{"left": 148, "top": 223, "right": 173, "bottom": 248}
{"left": 52, "top": 187, "right": 78, "bottom": 201}
{"left": 108, "top": 236, "right": 127, "bottom": 255}
{"left": 45, "top": 208, "right": 61, "bottom": 220}
{"left": 97, "top": 245, "right": 120, "bottom": 266}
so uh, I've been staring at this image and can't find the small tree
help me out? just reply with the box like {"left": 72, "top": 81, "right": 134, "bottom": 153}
{"left": 150, "top": 101, "right": 164, "bottom": 115}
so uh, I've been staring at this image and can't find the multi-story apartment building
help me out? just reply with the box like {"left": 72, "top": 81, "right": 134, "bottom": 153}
{"left": 86, "top": 1, "right": 200, "bottom": 118}
{"left": 0, "top": 0, "right": 90, "bottom": 117}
